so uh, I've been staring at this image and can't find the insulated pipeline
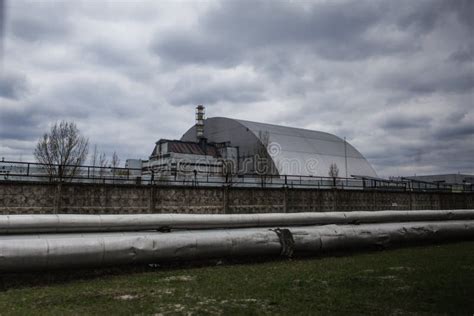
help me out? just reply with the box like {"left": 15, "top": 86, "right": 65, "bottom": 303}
{"left": 1, "top": 210, "right": 474, "bottom": 234}
{"left": 1, "top": 220, "right": 473, "bottom": 271}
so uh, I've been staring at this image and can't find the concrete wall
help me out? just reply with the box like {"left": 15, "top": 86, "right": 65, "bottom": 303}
{"left": 0, "top": 181, "right": 472, "bottom": 214}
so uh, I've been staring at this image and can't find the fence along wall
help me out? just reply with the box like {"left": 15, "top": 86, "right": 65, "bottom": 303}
{"left": 0, "top": 181, "right": 473, "bottom": 214}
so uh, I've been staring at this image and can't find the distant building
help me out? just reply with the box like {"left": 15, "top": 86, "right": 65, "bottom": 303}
{"left": 146, "top": 139, "right": 237, "bottom": 180}
{"left": 181, "top": 118, "right": 377, "bottom": 178}
{"left": 143, "top": 105, "right": 377, "bottom": 180}
{"left": 406, "top": 174, "right": 474, "bottom": 185}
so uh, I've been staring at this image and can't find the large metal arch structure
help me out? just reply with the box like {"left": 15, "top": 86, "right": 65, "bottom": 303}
{"left": 181, "top": 117, "right": 377, "bottom": 177}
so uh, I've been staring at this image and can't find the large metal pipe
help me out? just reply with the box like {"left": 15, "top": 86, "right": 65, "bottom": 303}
{"left": 1, "top": 220, "right": 473, "bottom": 271}
{"left": 1, "top": 210, "right": 474, "bottom": 234}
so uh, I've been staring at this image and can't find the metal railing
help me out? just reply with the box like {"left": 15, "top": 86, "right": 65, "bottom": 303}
{"left": 0, "top": 159, "right": 471, "bottom": 192}
{"left": 0, "top": 160, "right": 142, "bottom": 185}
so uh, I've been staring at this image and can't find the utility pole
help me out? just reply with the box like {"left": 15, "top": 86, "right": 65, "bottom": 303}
{"left": 344, "top": 137, "right": 348, "bottom": 186}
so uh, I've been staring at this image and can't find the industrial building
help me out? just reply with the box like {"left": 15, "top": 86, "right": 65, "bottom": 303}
{"left": 406, "top": 174, "right": 474, "bottom": 185}
{"left": 143, "top": 106, "right": 377, "bottom": 183}
{"left": 404, "top": 174, "right": 473, "bottom": 192}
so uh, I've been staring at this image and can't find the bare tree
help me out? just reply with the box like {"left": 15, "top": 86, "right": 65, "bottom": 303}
{"left": 328, "top": 163, "right": 339, "bottom": 178}
{"left": 111, "top": 151, "right": 120, "bottom": 169}
{"left": 90, "top": 144, "right": 98, "bottom": 178}
{"left": 34, "top": 121, "right": 89, "bottom": 181}
{"left": 98, "top": 152, "right": 108, "bottom": 178}
{"left": 111, "top": 151, "right": 121, "bottom": 180}
{"left": 328, "top": 162, "right": 339, "bottom": 188}
{"left": 90, "top": 145, "right": 98, "bottom": 167}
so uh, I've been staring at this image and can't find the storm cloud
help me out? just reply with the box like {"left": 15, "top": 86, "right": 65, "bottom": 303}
{"left": 0, "top": 0, "right": 473, "bottom": 177}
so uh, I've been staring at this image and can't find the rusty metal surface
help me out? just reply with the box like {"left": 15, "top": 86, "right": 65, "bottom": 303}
{"left": 168, "top": 141, "right": 218, "bottom": 157}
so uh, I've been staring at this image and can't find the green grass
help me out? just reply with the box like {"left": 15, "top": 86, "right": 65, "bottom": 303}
{"left": 0, "top": 242, "right": 473, "bottom": 315}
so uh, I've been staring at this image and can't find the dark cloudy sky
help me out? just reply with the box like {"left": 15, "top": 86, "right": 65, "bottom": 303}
{"left": 0, "top": 0, "right": 473, "bottom": 177}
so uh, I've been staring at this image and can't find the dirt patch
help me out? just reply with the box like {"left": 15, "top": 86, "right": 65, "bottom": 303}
{"left": 389, "top": 266, "right": 413, "bottom": 272}
{"left": 162, "top": 275, "right": 195, "bottom": 282}
{"left": 114, "top": 294, "right": 139, "bottom": 301}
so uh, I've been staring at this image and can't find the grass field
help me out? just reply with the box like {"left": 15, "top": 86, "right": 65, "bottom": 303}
{"left": 0, "top": 242, "right": 473, "bottom": 315}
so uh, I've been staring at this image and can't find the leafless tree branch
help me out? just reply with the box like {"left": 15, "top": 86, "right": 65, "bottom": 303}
{"left": 34, "top": 121, "right": 89, "bottom": 181}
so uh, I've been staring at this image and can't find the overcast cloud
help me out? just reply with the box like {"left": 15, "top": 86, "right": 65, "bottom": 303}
{"left": 0, "top": 0, "right": 472, "bottom": 177}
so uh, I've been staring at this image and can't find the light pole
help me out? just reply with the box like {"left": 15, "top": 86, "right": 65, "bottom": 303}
{"left": 344, "top": 137, "right": 348, "bottom": 186}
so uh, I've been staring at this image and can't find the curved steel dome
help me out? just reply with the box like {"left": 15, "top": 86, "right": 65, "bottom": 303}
{"left": 181, "top": 117, "right": 377, "bottom": 178}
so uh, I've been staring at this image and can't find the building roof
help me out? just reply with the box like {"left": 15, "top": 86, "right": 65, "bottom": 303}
{"left": 181, "top": 117, "right": 377, "bottom": 177}
{"left": 153, "top": 139, "right": 219, "bottom": 157}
